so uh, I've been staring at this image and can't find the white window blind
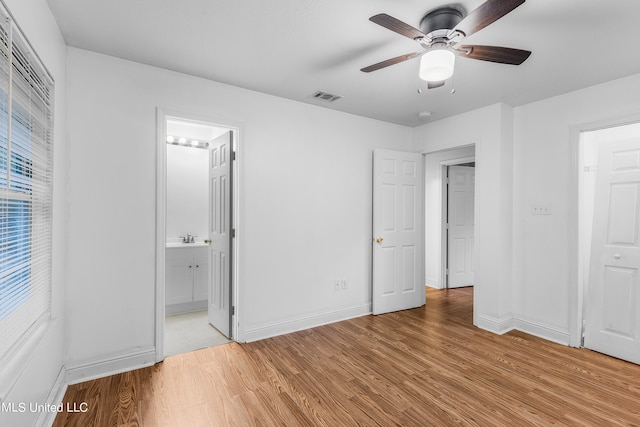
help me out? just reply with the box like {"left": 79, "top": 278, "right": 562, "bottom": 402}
{"left": 0, "top": 4, "right": 54, "bottom": 364}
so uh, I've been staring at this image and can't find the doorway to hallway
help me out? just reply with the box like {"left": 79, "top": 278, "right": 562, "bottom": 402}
{"left": 424, "top": 145, "right": 476, "bottom": 291}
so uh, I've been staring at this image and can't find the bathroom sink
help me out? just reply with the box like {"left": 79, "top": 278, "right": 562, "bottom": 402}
{"left": 166, "top": 242, "right": 208, "bottom": 248}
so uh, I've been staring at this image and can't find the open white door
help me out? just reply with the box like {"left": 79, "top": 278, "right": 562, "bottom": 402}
{"left": 373, "top": 149, "right": 424, "bottom": 315}
{"left": 584, "top": 136, "right": 640, "bottom": 364}
{"left": 208, "top": 131, "right": 232, "bottom": 338}
{"left": 447, "top": 165, "right": 475, "bottom": 288}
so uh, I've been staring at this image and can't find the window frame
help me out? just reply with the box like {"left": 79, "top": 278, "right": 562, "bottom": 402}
{"left": 0, "top": 0, "right": 55, "bottom": 394}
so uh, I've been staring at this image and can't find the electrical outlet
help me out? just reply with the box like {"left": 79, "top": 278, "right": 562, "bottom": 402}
{"left": 531, "top": 204, "right": 551, "bottom": 215}
{"left": 334, "top": 280, "right": 341, "bottom": 291}
{"left": 341, "top": 279, "right": 347, "bottom": 290}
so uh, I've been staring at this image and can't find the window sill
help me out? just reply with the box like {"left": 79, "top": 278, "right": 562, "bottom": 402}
{"left": 0, "top": 316, "right": 55, "bottom": 402}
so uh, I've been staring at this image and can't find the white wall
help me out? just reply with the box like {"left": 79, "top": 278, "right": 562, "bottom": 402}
{"left": 0, "top": 1, "right": 67, "bottom": 426}
{"left": 512, "top": 73, "right": 640, "bottom": 345}
{"left": 166, "top": 144, "right": 208, "bottom": 244}
{"left": 64, "top": 47, "right": 413, "bottom": 375}
{"left": 424, "top": 146, "right": 475, "bottom": 289}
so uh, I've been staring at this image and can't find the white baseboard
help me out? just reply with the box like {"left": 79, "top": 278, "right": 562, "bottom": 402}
{"left": 166, "top": 300, "right": 207, "bottom": 315}
{"left": 36, "top": 367, "right": 67, "bottom": 427}
{"left": 512, "top": 318, "right": 571, "bottom": 346}
{"left": 476, "top": 313, "right": 515, "bottom": 334}
{"left": 242, "top": 304, "right": 371, "bottom": 343}
{"left": 425, "top": 278, "right": 442, "bottom": 289}
{"left": 476, "top": 313, "right": 571, "bottom": 346}
{"left": 64, "top": 347, "right": 156, "bottom": 385}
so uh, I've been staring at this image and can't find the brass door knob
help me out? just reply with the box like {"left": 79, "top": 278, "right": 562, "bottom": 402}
{"left": 375, "top": 237, "right": 383, "bottom": 244}
{"left": 204, "top": 239, "right": 211, "bottom": 244}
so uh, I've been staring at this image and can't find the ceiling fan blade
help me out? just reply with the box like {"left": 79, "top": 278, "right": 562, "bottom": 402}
{"left": 452, "top": 0, "right": 525, "bottom": 38}
{"left": 370, "top": 14, "right": 426, "bottom": 40}
{"left": 458, "top": 45, "right": 531, "bottom": 65}
{"left": 427, "top": 81, "right": 445, "bottom": 89}
{"left": 361, "top": 52, "right": 420, "bottom": 73}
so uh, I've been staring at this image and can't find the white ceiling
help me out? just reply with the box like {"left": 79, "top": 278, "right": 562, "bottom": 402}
{"left": 46, "top": 0, "right": 640, "bottom": 127}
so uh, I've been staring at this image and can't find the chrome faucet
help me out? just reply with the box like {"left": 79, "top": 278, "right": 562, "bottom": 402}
{"left": 179, "top": 233, "right": 195, "bottom": 243}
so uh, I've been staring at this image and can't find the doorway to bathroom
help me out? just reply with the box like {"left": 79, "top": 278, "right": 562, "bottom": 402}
{"left": 155, "top": 110, "right": 239, "bottom": 360}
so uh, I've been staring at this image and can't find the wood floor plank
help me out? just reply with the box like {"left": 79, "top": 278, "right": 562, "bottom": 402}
{"left": 54, "top": 287, "right": 640, "bottom": 426}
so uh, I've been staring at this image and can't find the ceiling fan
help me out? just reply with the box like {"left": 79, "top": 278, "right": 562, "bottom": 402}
{"left": 361, "top": 0, "right": 531, "bottom": 89}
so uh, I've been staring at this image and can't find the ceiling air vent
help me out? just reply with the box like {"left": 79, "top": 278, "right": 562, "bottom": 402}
{"left": 311, "top": 90, "right": 343, "bottom": 102}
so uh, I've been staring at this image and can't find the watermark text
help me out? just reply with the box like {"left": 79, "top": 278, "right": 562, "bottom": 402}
{"left": 1, "top": 401, "right": 88, "bottom": 414}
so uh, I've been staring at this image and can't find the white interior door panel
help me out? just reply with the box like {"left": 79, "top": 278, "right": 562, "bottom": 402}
{"left": 373, "top": 149, "right": 425, "bottom": 315}
{"left": 208, "top": 131, "right": 232, "bottom": 338}
{"left": 585, "top": 136, "right": 640, "bottom": 364}
{"left": 447, "top": 165, "right": 475, "bottom": 288}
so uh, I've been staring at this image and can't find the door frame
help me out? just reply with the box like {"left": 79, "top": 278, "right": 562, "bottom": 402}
{"left": 571, "top": 114, "right": 640, "bottom": 348}
{"left": 440, "top": 156, "right": 476, "bottom": 288}
{"left": 155, "top": 108, "right": 243, "bottom": 362}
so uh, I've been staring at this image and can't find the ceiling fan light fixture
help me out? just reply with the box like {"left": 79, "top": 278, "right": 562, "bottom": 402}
{"left": 419, "top": 48, "right": 455, "bottom": 82}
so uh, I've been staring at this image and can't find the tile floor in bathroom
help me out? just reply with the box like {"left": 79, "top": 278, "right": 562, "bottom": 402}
{"left": 164, "top": 310, "right": 231, "bottom": 357}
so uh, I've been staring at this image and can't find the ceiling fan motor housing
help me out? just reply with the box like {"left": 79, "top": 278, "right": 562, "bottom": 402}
{"left": 419, "top": 6, "right": 465, "bottom": 36}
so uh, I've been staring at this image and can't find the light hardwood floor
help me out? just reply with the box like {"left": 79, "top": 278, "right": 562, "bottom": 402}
{"left": 54, "top": 288, "right": 640, "bottom": 426}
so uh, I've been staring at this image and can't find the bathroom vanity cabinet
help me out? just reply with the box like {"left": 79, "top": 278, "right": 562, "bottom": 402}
{"left": 165, "top": 245, "right": 208, "bottom": 315}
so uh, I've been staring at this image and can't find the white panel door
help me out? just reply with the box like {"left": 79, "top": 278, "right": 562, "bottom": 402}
{"left": 373, "top": 149, "right": 424, "bottom": 315}
{"left": 208, "top": 131, "right": 232, "bottom": 338}
{"left": 585, "top": 137, "right": 640, "bottom": 364}
{"left": 447, "top": 166, "right": 475, "bottom": 288}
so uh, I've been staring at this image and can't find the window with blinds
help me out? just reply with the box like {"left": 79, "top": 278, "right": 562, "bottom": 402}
{"left": 0, "top": 5, "right": 54, "bottom": 364}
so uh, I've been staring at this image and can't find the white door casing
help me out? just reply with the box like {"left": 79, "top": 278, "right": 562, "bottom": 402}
{"left": 373, "top": 149, "right": 425, "bottom": 315}
{"left": 208, "top": 131, "right": 232, "bottom": 338}
{"left": 584, "top": 136, "right": 640, "bottom": 364}
{"left": 447, "top": 166, "right": 475, "bottom": 288}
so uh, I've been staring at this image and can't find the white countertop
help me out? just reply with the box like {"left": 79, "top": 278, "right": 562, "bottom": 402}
{"left": 166, "top": 242, "right": 208, "bottom": 249}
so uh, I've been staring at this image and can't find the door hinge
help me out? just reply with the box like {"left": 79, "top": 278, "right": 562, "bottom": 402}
{"left": 231, "top": 306, "right": 235, "bottom": 315}
{"left": 445, "top": 223, "right": 449, "bottom": 230}
{"left": 231, "top": 229, "right": 236, "bottom": 238}
{"left": 232, "top": 151, "right": 236, "bottom": 161}
{"left": 445, "top": 268, "right": 449, "bottom": 275}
